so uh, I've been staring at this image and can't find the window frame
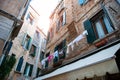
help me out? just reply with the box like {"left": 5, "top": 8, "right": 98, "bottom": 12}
{"left": 29, "top": 45, "right": 37, "bottom": 57}
{"left": 90, "top": 10, "right": 114, "bottom": 39}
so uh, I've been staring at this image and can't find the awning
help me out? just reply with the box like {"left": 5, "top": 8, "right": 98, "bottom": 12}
{"left": 35, "top": 43, "right": 120, "bottom": 80}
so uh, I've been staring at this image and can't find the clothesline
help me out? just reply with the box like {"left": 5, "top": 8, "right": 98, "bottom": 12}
{"left": 68, "top": 30, "right": 88, "bottom": 47}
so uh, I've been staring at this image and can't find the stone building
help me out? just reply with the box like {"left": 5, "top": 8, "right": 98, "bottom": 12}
{"left": 35, "top": 0, "right": 120, "bottom": 80}
{"left": 7, "top": 5, "right": 47, "bottom": 80}
{"left": 0, "top": 0, "right": 31, "bottom": 64}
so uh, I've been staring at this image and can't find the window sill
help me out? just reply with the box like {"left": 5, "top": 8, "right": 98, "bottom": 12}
{"left": 14, "top": 70, "right": 22, "bottom": 74}
{"left": 93, "top": 29, "right": 119, "bottom": 47}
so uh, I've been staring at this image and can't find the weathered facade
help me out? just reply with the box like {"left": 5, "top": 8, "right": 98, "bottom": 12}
{"left": 35, "top": 0, "right": 120, "bottom": 80}
{"left": 7, "top": 5, "right": 47, "bottom": 80}
{"left": 0, "top": 0, "right": 31, "bottom": 64}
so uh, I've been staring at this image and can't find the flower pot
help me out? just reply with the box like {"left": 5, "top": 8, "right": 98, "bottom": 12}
{"left": 95, "top": 39, "right": 107, "bottom": 48}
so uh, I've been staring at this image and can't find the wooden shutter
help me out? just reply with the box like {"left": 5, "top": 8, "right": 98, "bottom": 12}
{"left": 62, "top": 12, "right": 66, "bottom": 26}
{"left": 21, "top": 33, "right": 27, "bottom": 46}
{"left": 16, "top": 56, "right": 23, "bottom": 72}
{"left": 29, "top": 65, "right": 33, "bottom": 76}
{"left": 7, "top": 41, "right": 13, "bottom": 54}
{"left": 28, "top": 37, "right": 32, "bottom": 50}
{"left": 83, "top": 19, "right": 96, "bottom": 43}
{"left": 24, "top": 62, "right": 28, "bottom": 74}
{"left": 102, "top": 5, "right": 114, "bottom": 29}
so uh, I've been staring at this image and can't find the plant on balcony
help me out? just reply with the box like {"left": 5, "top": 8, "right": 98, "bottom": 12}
{"left": 94, "top": 39, "right": 108, "bottom": 48}
{"left": 0, "top": 55, "right": 16, "bottom": 80}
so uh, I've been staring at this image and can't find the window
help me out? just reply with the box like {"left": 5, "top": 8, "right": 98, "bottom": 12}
{"left": 56, "top": 12, "right": 66, "bottom": 32}
{"left": 26, "top": 13, "right": 34, "bottom": 25}
{"left": 117, "top": 0, "right": 120, "bottom": 4}
{"left": 22, "top": 34, "right": 32, "bottom": 50}
{"left": 78, "top": 0, "right": 88, "bottom": 5}
{"left": 47, "top": 32, "right": 50, "bottom": 42}
{"left": 84, "top": 10, "right": 114, "bottom": 43}
{"left": 24, "top": 63, "right": 33, "bottom": 77}
{"left": 54, "top": 39, "right": 66, "bottom": 52}
{"left": 40, "top": 51, "right": 44, "bottom": 61}
{"left": 29, "top": 45, "right": 36, "bottom": 57}
{"left": 16, "top": 56, "right": 23, "bottom": 72}
{"left": 46, "top": 52, "right": 50, "bottom": 57}
{"left": 36, "top": 30, "right": 40, "bottom": 39}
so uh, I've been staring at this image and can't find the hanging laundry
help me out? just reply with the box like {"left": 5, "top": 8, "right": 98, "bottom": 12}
{"left": 41, "top": 59, "right": 45, "bottom": 69}
{"left": 54, "top": 50, "right": 59, "bottom": 58}
{"left": 48, "top": 54, "right": 54, "bottom": 62}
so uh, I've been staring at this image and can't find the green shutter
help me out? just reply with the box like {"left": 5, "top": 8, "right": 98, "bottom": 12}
{"left": 28, "top": 38, "right": 32, "bottom": 50}
{"left": 29, "top": 65, "right": 33, "bottom": 76}
{"left": 83, "top": 19, "right": 96, "bottom": 43}
{"left": 24, "top": 62, "right": 28, "bottom": 75}
{"left": 21, "top": 33, "right": 27, "bottom": 46}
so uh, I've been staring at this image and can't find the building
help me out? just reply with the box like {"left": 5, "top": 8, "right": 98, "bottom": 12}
{"left": 6, "top": 5, "right": 47, "bottom": 80}
{"left": 35, "top": 0, "right": 120, "bottom": 80}
{"left": 0, "top": 0, "right": 31, "bottom": 64}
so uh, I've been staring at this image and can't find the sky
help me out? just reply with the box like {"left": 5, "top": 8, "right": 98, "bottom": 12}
{"left": 30, "top": 0, "right": 60, "bottom": 35}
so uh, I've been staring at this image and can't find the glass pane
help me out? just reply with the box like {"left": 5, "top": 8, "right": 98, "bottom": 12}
{"left": 95, "top": 20, "right": 105, "bottom": 38}
{"left": 103, "top": 15, "right": 113, "bottom": 33}
{"left": 117, "top": 0, "right": 120, "bottom": 4}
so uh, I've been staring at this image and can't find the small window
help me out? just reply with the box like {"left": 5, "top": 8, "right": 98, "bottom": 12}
{"left": 26, "top": 13, "right": 34, "bottom": 25}
{"left": 22, "top": 34, "right": 32, "bottom": 50}
{"left": 24, "top": 63, "right": 33, "bottom": 77}
{"left": 56, "top": 11, "right": 66, "bottom": 32}
{"left": 36, "top": 30, "right": 40, "bottom": 39}
{"left": 29, "top": 45, "right": 36, "bottom": 57}
{"left": 117, "top": 0, "right": 120, "bottom": 4}
{"left": 78, "top": 0, "right": 88, "bottom": 5}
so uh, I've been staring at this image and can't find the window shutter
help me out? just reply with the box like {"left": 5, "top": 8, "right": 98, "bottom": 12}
{"left": 16, "top": 56, "right": 23, "bottom": 72}
{"left": 7, "top": 41, "right": 13, "bottom": 54}
{"left": 78, "top": 0, "right": 84, "bottom": 5}
{"left": 29, "top": 65, "right": 33, "bottom": 76}
{"left": 34, "top": 47, "right": 37, "bottom": 56}
{"left": 62, "top": 12, "right": 66, "bottom": 26}
{"left": 24, "top": 62, "right": 28, "bottom": 74}
{"left": 28, "top": 38, "right": 32, "bottom": 50}
{"left": 102, "top": 5, "right": 113, "bottom": 30}
{"left": 26, "top": 14, "right": 30, "bottom": 20}
{"left": 21, "top": 33, "right": 27, "bottom": 46}
{"left": 83, "top": 19, "right": 96, "bottom": 43}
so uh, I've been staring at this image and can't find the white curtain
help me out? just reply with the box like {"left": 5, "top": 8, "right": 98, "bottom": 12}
{"left": 95, "top": 20, "right": 105, "bottom": 38}
{"left": 103, "top": 15, "right": 113, "bottom": 33}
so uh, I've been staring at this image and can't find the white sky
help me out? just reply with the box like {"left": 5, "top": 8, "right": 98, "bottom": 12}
{"left": 30, "top": 0, "right": 60, "bottom": 35}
